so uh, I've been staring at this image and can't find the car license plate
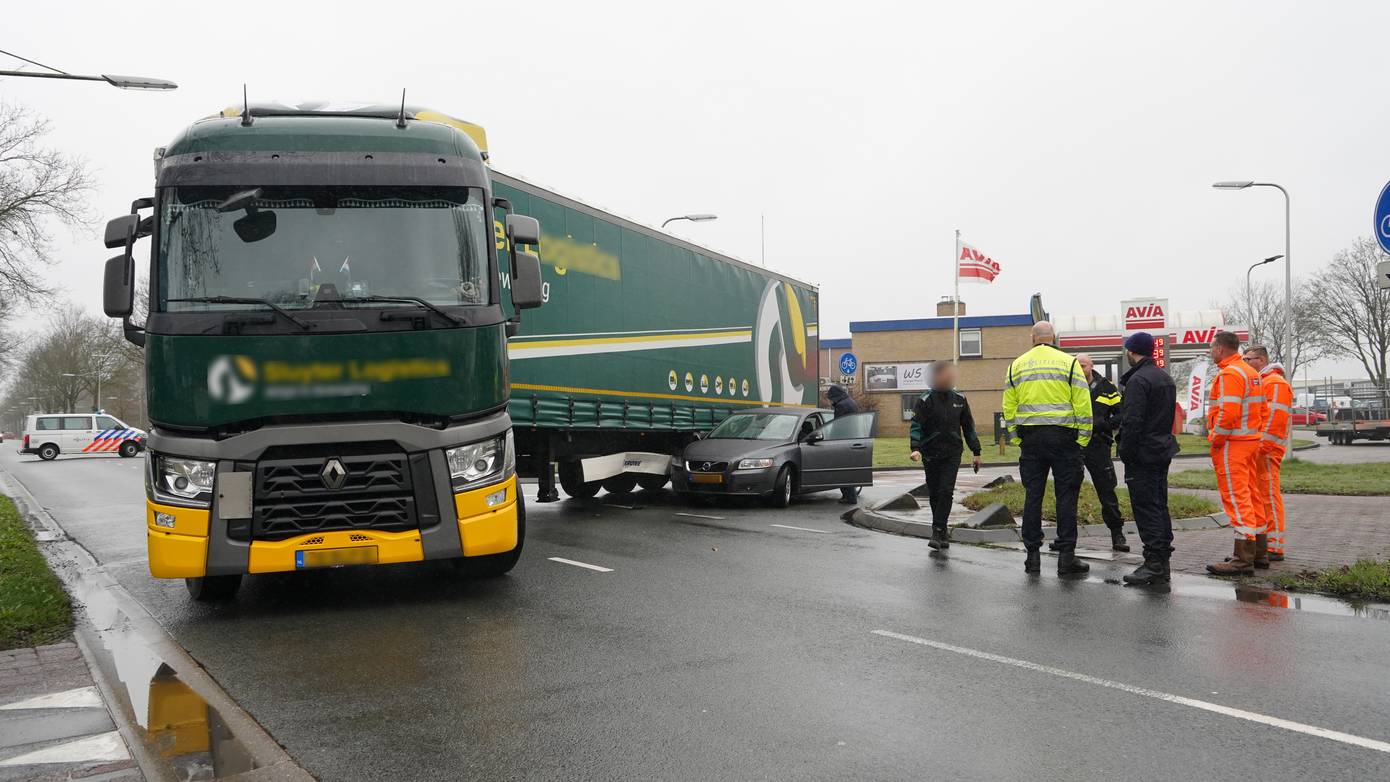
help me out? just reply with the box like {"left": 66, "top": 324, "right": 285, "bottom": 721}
{"left": 296, "top": 546, "right": 378, "bottom": 569}
{"left": 691, "top": 473, "right": 723, "bottom": 484}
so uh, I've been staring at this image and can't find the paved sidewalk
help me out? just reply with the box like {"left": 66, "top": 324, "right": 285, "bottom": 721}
{"left": 0, "top": 640, "right": 139, "bottom": 781}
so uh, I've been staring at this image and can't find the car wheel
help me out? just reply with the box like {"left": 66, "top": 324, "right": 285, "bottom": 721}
{"left": 637, "top": 473, "right": 669, "bottom": 491}
{"left": 118, "top": 441, "right": 139, "bottom": 458}
{"left": 765, "top": 465, "right": 794, "bottom": 508}
{"left": 37, "top": 443, "right": 59, "bottom": 461}
{"left": 184, "top": 574, "right": 242, "bottom": 602}
{"left": 602, "top": 474, "right": 639, "bottom": 495}
{"left": 558, "top": 460, "right": 601, "bottom": 499}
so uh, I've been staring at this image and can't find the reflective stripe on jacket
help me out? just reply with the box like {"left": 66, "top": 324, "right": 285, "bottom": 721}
{"left": 1206, "top": 355, "right": 1267, "bottom": 443}
{"left": 1259, "top": 363, "right": 1293, "bottom": 448}
{"left": 1002, "top": 344, "right": 1093, "bottom": 447}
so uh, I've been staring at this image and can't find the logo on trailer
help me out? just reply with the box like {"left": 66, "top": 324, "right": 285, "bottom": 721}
{"left": 207, "top": 355, "right": 256, "bottom": 404}
{"left": 715, "top": 376, "right": 724, "bottom": 395}
{"left": 684, "top": 372, "right": 694, "bottom": 393}
{"left": 321, "top": 458, "right": 348, "bottom": 490}
{"left": 668, "top": 370, "right": 678, "bottom": 391}
{"left": 741, "top": 378, "right": 750, "bottom": 397}
{"left": 752, "top": 280, "right": 812, "bottom": 404}
{"left": 700, "top": 374, "right": 710, "bottom": 394}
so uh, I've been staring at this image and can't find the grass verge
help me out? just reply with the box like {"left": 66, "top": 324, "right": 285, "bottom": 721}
{"left": 1168, "top": 459, "right": 1390, "bottom": 496}
{"left": 1274, "top": 560, "right": 1390, "bottom": 602}
{"left": 873, "top": 434, "right": 1311, "bottom": 469}
{"left": 962, "top": 480, "right": 1220, "bottom": 525}
{"left": 0, "top": 495, "right": 72, "bottom": 649}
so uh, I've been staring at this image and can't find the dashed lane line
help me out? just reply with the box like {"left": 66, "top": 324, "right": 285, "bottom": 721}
{"left": 872, "top": 629, "right": 1390, "bottom": 755}
{"left": 547, "top": 557, "right": 614, "bottom": 573}
{"left": 674, "top": 512, "right": 726, "bottom": 520}
{"left": 769, "top": 523, "right": 829, "bottom": 534}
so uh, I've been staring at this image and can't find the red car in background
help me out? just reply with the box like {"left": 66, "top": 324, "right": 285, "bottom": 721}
{"left": 1291, "top": 409, "right": 1326, "bottom": 426}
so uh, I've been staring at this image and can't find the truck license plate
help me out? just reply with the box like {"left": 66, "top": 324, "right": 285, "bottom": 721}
{"left": 691, "top": 473, "right": 723, "bottom": 484}
{"left": 296, "top": 546, "right": 378, "bottom": 569}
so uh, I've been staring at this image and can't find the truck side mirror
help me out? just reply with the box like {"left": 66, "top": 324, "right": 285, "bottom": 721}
{"left": 512, "top": 252, "right": 545, "bottom": 310}
{"left": 104, "top": 215, "right": 139, "bottom": 250}
{"left": 505, "top": 214, "right": 540, "bottom": 246}
{"left": 104, "top": 255, "right": 135, "bottom": 318}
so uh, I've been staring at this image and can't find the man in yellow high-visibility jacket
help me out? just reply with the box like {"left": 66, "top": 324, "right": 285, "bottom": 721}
{"left": 1003, "top": 321, "right": 1094, "bottom": 576}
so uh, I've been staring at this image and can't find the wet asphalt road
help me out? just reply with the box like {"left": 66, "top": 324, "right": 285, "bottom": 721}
{"left": 4, "top": 445, "right": 1390, "bottom": 781}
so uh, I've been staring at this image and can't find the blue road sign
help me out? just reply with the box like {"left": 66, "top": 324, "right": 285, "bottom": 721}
{"left": 1375, "top": 181, "right": 1390, "bottom": 254}
{"left": 838, "top": 352, "right": 858, "bottom": 376}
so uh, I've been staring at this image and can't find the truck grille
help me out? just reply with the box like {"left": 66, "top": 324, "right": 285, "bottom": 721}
{"left": 252, "top": 451, "right": 417, "bottom": 540}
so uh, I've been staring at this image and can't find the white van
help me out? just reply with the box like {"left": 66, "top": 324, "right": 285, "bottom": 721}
{"left": 20, "top": 413, "right": 147, "bottom": 461}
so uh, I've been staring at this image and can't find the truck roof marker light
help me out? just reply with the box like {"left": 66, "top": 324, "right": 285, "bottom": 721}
{"left": 240, "top": 84, "right": 253, "bottom": 127}
{"left": 395, "top": 89, "right": 408, "bottom": 129}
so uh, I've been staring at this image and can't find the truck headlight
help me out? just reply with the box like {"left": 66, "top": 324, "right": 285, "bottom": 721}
{"left": 447, "top": 431, "right": 514, "bottom": 491}
{"left": 737, "top": 458, "right": 775, "bottom": 470}
{"left": 149, "top": 455, "right": 216, "bottom": 506}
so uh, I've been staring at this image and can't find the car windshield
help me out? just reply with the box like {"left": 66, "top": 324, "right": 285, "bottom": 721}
{"left": 158, "top": 185, "right": 491, "bottom": 312}
{"left": 706, "top": 413, "right": 800, "bottom": 441}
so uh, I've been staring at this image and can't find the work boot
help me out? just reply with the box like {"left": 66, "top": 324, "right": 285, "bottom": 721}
{"left": 1056, "top": 549, "right": 1090, "bottom": 576}
{"left": 927, "top": 527, "right": 950, "bottom": 551}
{"left": 1253, "top": 534, "right": 1270, "bottom": 569}
{"left": 1207, "top": 538, "right": 1255, "bottom": 576}
{"left": 1047, "top": 540, "right": 1060, "bottom": 552}
{"left": 1123, "top": 555, "right": 1170, "bottom": 586}
{"left": 1024, "top": 548, "right": 1041, "bottom": 574}
{"left": 1110, "top": 529, "right": 1130, "bottom": 553}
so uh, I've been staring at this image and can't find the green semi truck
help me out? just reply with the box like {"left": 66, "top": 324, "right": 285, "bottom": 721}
{"left": 102, "top": 102, "right": 819, "bottom": 600}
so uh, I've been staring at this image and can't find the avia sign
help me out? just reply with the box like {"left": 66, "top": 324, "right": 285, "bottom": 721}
{"left": 1178, "top": 327, "right": 1221, "bottom": 344}
{"left": 1121, "top": 298, "right": 1168, "bottom": 333}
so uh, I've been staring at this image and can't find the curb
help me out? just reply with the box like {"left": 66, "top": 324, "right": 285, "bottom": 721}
{"left": 846, "top": 492, "right": 1228, "bottom": 544}
{"left": 0, "top": 463, "right": 313, "bottom": 782}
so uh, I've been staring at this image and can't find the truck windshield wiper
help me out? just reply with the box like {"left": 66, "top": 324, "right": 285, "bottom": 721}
{"left": 167, "top": 296, "right": 315, "bottom": 331}
{"left": 342, "top": 295, "right": 466, "bottom": 327}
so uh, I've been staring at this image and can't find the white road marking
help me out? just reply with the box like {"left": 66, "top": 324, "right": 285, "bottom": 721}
{"left": 547, "top": 557, "right": 613, "bottom": 573}
{"left": 0, "top": 730, "right": 129, "bottom": 766}
{"left": 873, "top": 629, "right": 1390, "bottom": 755}
{"left": 0, "top": 686, "right": 103, "bottom": 710}
{"left": 770, "top": 523, "right": 828, "bottom": 534}
{"left": 674, "top": 512, "right": 726, "bottom": 520}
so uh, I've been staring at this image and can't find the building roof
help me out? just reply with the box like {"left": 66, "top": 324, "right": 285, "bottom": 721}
{"left": 849, "top": 314, "right": 1034, "bottom": 333}
{"left": 819, "top": 338, "right": 852, "bottom": 349}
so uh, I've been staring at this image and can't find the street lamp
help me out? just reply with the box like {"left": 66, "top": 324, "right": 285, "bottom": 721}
{"left": 61, "top": 371, "right": 105, "bottom": 410}
{"left": 0, "top": 48, "right": 176, "bottom": 89}
{"left": 1245, "top": 254, "right": 1284, "bottom": 313}
{"left": 661, "top": 214, "right": 718, "bottom": 228}
{"left": 1213, "top": 180, "right": 1292, "bottom": 367}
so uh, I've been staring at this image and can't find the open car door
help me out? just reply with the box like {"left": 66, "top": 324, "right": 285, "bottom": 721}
{"left": 798, "top": 412, "right": 876, "bottom": 491}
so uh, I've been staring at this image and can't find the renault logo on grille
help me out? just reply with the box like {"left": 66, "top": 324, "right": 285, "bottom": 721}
{"left": 321, "top": 458, "right": 348, "bottom": 490}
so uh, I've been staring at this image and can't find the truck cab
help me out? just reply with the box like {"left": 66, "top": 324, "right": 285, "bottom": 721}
{"left": 102, "top": 103, "right": 544, "bottom": 601}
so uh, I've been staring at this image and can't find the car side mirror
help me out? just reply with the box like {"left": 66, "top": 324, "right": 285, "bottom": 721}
{"left": 506, "top": 214, "right": 541, "bottom": 246}
{"left": 804, "top": 431, "right": 824, "bottom": 444}
{"left": 512, "top": 252, "right": 545, "bottom": 310}
{"left": 103, "top": 255, "right": 134, "bottom": 318}
{"left": 103, "top": 215, "right": 139, "bottom": 250}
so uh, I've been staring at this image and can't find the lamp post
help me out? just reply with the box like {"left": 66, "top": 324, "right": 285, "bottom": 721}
{"left": 1245, "top": 254, "right": 1284, "bottom": 321}
{"left": 1213, "top": 181, "right": 1292, "bottom": 366}
{"left": 660, "top": 214, "right": 717, "bottom": 228}
{"left": 0, "top": 48, "right": 176, "bottom": 90}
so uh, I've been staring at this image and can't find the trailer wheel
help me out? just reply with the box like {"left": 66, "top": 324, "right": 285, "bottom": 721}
{"left": 637, "top": 473, "right": 669, "bottom": 491}
{"left": 558, "top": 461, "right": 601, "bottom": 499}
{"left": 37, "top": 443, "right": 59, "bottom": 461}
{"left": 602, "top": 474, "right": 639, "bottom": 494}
{"left": 118, "top": 441, "right": 139, "bottom": 458}
{"left": 185, "top": 574, "right": 241, "bottom": 602}
{"left": 462, "top": 493, "right": 525, "bottom": 578}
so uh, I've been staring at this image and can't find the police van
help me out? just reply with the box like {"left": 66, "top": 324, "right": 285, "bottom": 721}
{"left": 19, "top": 413, "right": 147, "bottom": 461}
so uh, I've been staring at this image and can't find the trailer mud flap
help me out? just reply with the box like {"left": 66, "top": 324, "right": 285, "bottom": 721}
{"left": 578, "top": 452, "right": 675, "bottom": 483}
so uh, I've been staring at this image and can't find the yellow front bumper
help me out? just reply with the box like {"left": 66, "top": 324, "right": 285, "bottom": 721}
{"left": 146, "top": 475, "right": 520, "bottom": 578}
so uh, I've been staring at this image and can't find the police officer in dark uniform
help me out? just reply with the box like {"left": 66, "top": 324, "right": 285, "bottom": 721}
{"left": 909, "top": 362, "right": 982, "bottom": 550}
{"left": 1077, "top": 353, "right": 1129, "bottom": 552}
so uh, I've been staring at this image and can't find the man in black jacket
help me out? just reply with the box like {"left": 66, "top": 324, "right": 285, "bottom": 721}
{"left": 909, "top": 362, "right": 982, "bottom": 550}
{"left": 826, "top": 385, "right": 861, "bottom": 504}
{"left": 1116, "top": 332, "right": 1180, "bottom": 585}
{"left": 1077, "top": 354, "right": 1129, "bottom": 552}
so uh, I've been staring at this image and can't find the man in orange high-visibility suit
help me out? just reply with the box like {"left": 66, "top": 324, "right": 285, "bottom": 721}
{"left": 1206, "top": 331, "right": 1269, "bottom": 576}
{"left": 1243, "top": 345, "right": 1293, "bottom": 566}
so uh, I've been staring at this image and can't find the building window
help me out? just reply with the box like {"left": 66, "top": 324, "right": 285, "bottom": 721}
{"left": 959, "top": 328, "right": 983, "bottom": 358}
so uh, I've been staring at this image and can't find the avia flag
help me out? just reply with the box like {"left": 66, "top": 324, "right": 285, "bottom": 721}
{"left": 958, "top": 243, "right": 1001, "bottom": 284}
{"left": 1185, "top": 361, "right": 1209, "bottom": 422}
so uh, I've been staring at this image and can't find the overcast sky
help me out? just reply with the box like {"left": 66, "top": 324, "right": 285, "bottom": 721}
{"left": 4, "top": 0, "right": 1387, "bottom": 380}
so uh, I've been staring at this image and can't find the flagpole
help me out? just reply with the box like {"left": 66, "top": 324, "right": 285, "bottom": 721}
{"left": 953, "top": 229, "right": 961, "bottom": 364}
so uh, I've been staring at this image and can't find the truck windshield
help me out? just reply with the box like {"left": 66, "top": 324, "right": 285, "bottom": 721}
{"left": 158, "top": 186, "right": 491, "bottom": 312}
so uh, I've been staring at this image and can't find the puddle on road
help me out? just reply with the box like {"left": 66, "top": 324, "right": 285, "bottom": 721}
{"left": 1094, "top": 575, "right": 1390, "bottom": 621}
{"left": 73, "top": 575, "right": 259, "bottom": 780}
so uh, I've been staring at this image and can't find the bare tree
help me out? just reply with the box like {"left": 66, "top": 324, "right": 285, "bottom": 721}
{"left": 1222, "top": 277, "right": 1321, "bottom": 378}
{"left": 0, "top": 102, "right": 93, "bottom": 303}
{"left": 1306, "top": 237, "right": 1390, "bottom": 405}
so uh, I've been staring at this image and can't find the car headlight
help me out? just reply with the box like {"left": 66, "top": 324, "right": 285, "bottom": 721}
{"left": 447, "top": 431, "right": 514, "bottom": 491}
{"left": 149, "top": 455, "right": 216, "bottom": 506}
{"left": 737, "top": 458, "right": 775, "bottom": 470}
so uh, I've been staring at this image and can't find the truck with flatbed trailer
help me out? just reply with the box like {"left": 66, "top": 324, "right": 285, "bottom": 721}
{"left": 101, "top": 101, "right": 819, "bottom": 601}
{"left": 1317, "top": 408, "right": 1390, "bottom": 445}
